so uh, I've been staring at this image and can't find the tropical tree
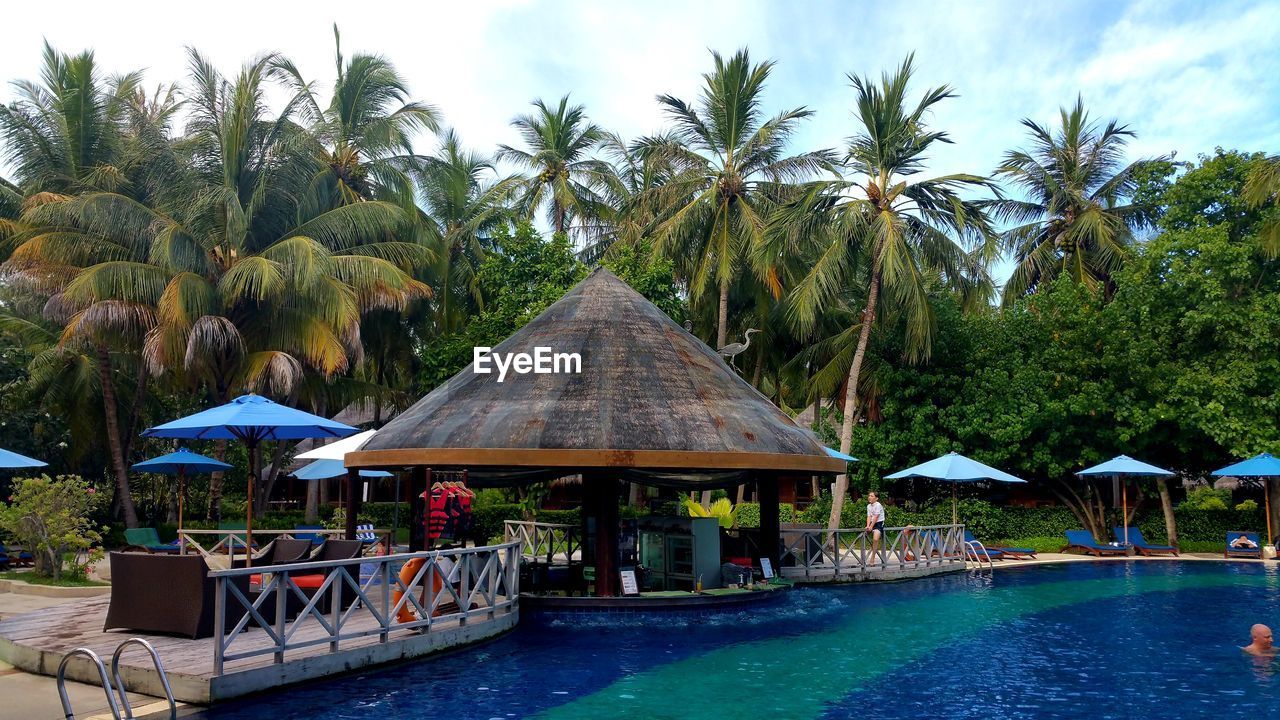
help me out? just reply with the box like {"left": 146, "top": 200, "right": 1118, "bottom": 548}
{"left": 275, "top": 25, "right": 439, "bottom": 213}
{"left": 767, "top": 55, "right": 995, "bottom": 530}
{"left": 497, "top": 95, "right": 608, "bottom": 237}
{"left": 649, "top": 48, "right": 830, "bottom": 350}
{"left": 417, "top": 129, "right": 520, "bottom": 332}
{"left": 991, "top": 97, "right": 1164, "bottom": 301}
{"left": 0, "top": 43, "right": 149, "bottom": 525}
{"left": 1244, "top": 153, "right": 1280, "bottom": 257}
{"left": 579, "top": 131, "right": 693, "bottom": 264}
{"left": 5, "top": 50, "right": 433, "bottom": 520}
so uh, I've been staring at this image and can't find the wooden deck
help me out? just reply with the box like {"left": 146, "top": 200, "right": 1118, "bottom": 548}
{"left": 0, "top": 594, "right": 518, "bottom": 704}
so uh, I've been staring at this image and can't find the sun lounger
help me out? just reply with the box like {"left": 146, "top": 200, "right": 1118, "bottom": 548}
{"left": 356, "top": 523, "right": 378, "bottom": 544}
{"left": 122, "top": 527, "right": 180, "bottom": 554}
{"left": 1062, "top": 530, "right": 1129, "bottom": 557}
{"left": 1112, "top": 527, "right": 1177, "bottom": 556}
{"left": 1225, "top": 531, "right": 1262, "bottom": 559}
{"left": 965, "top": 530, "right": 1037, "bottom": 559}
{"left": 0, "top": 543, "right": 35, "bottom": 567}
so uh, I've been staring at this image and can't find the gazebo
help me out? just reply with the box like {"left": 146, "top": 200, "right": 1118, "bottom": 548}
{"left": 346, "top": 268, "right": 843, "bottom": 595}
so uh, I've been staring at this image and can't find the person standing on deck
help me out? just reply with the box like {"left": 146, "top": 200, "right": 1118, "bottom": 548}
{"left": 865, "top": 491, "right": 885, "bottom": 559}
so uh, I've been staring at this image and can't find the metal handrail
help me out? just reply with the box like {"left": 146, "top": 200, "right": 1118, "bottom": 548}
{"left": 965, "top": 539, "right": 995, "bottom": 567}
{"left": 57, "top": 647, "right": 122, "bottom": 720}
{"left": 111, "top": 638, "right": 176, "bottom": 720}
{"left": 209, "top": 540, "right": 521, "bottom": 675}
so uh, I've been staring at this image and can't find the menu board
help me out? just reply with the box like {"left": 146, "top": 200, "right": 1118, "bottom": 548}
{"left": 759, "top": 557, "right": 775, "bottom": 580}
{"left": 620, "top": 569, "right": 639, "bottom": 595}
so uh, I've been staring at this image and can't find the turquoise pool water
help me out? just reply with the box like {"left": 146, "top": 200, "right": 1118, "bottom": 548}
{"left": 200, "top": 561, "right": 1280, "bottom": 719}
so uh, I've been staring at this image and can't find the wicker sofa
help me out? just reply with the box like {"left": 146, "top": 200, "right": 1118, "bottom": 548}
{"left": 104, "top": 552, "right": 250, "bottom": 639}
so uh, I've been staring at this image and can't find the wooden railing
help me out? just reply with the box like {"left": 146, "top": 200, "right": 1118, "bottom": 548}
{"left": 778, "top": 524, "right": 967, "bottom": 580}
{"left": 208, "top": 541, "right": 521, "bottom": 674}
{"left": 503, "top": 521, "right": 580, "bottom": 564}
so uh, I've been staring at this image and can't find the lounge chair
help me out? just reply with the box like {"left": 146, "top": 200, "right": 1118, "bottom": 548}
{"left": 1225, "top": 531, "right": 1262, "bottom": 559}
{"left": 1113, "top": 527, "right": 1178, "bottom": 556}
{"left": 276, "top": 539, "right": 366, "bottom": 617}
{"left": 1062, "top": 530, "right": 1129, "bottom": 557}
{"left": 123, "top": 527, "right": 180, "bottom": 554}
{"left": 964, "top": 530, "right": 1037, "bottom": 559}
{"left": 234, "top": 537, "right": 312, "bottom": 569}
{"left": 0, "top": 543, "right": 33, "bottom": 568}
{"left": 356, "top": 523, "right": 378, "bottom": 545}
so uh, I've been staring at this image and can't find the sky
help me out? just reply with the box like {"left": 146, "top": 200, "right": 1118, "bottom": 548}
{"left": 3, "top": 0, "right": 1279, "bottom": 275}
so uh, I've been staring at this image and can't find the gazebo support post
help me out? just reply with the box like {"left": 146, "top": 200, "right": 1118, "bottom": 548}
{"left": 344, "top": 468, "right": 361, "bottom": 540}
{"left": 583, "top": 473, "right": 620, "bottom": 597}
{"left": 409, "top": 466, "right": 427, "bottom": 551}
{"left": 757, "top": 475, "right": 781, "bottom": 572}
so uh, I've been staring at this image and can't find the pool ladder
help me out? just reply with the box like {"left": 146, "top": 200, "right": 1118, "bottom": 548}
{"left": 56, "top": 638, "right": 176, "bottom": 720}
{"left": 965, "top": 540, "right": 996, "bottom": 568}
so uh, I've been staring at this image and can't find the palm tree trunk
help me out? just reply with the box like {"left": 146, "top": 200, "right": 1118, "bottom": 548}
{"left": 827, "top": 272, "right": 880, "bottom": 532}
{"left": 206, "top": 384, "right": 231, "bottom": 517}
{"left": 305, "top": 478, "right": 320, "bottom": 522}
{"left": 716, "top": 277, "right": 730, "bottom": 351}
{"left": 1157, "top": 476, "right": 1178, "bottom": 546}
{"left": 95, "top": 345, "right": 139, "bottom": 528}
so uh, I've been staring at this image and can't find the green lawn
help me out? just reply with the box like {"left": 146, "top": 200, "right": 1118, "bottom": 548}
{"left": 1, "top": 570, "right": 108, "bottom": 587}
{"left": 999, "top": 537, "right": 1227, "bottom": 554}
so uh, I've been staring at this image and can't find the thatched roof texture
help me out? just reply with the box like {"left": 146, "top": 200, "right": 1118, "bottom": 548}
{"left": 349, "top": 268, "right": 841, "bottom": 482}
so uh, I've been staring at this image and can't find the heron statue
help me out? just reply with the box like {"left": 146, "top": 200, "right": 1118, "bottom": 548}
{"left": 718, "top": 329, "right": 759, "bottom": 369}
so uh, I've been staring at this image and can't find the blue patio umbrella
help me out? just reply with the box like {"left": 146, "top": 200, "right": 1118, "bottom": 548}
{"left": 0, "top": 447, "right": 47, "bottom": 469}
{"left": 885, "top": 451, "right": 1027, "bottom": 524}
{"left": 133, "top": 449, "right": 233, "bottom": 538}
{"left": 824, "top": 446, "right": 858, "bottom": 463}
{"left": 1213, "top": 453, "right": 1280, "bottom": 546}
{"left": 143, "top": 394, "right": 357, "bottom": 565}
{"left": 1078, "top": 455, "right": 1174, "bottom": 545}
{"left": 292, "top": 459, "right": 391, "bottom": 481}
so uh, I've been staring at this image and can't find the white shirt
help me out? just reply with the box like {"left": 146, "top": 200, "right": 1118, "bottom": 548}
{"left": 867, "top": 501, "right": 885, "bottom": 524}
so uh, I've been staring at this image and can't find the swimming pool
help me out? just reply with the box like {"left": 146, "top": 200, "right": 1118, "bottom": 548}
{"left": 198, "top": 561, "right": 1280, "bottom": 719}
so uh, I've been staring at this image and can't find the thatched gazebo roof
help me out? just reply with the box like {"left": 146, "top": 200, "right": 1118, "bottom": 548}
{"left": 347, "top": 268, "right": 842, "bottom": 484}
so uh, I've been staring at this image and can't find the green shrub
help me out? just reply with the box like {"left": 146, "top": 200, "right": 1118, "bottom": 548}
{"left": 734, "top": 502, "right": 796, "bottom": 528}
{"left": 1180, "top": 486, "right": 1230, "bottom": 510}
{"left": 0, "top": 474, "right": 106, "bottom": 580}
{"left": 1235, "top": 499, "right": 1258, "bottom": 512}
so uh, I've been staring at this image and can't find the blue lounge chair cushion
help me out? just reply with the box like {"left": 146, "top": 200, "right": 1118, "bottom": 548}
{"left": 294, "top": 525, "right": 325, "bottom": 544}
{"left": 1113, "top": 527, "right": 1174, "bottom": 551}
{"left": 1065, "top": 530, "right": 1126, "bottom": 551}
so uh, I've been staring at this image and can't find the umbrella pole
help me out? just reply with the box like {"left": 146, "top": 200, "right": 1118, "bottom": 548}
{"left": 1266, "top": 478, "right": 1273, "bottom": 548}
{"left": 952, "top": 484, "right": 958, "bottom": 526}
{"left": 177, "top": 467, "right": 186, "bottom": 554}
{"left": 246, "top": 442, "right": 257, "bottom": 569}
{"left": 1121, "top": 476, "right": 1128, "bottom": 546}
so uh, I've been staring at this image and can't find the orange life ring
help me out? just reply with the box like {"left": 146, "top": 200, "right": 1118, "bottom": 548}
{"left": 392, "top": 558, "right": 444, "bottom": 622}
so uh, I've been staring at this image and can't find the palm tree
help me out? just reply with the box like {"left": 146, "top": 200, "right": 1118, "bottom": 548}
{"left": 275, "top": 25, "right": 439, "bottom": 213}
{"left": 1244, "top": 154, "right": 1279, "bottom": 257}
{"left": 579, "top": 131, "right": 692, "bottom": 264}
{"left": 0, "top": 43, "right": 147, "bottom": 525}
{"left": 5, "top": 50, "right": 433, "bottom": 520}
{"left": 497, "top": 95, "right": 608, "bottom": 237}
{"left": 417, "top": 129, "right": 520, "bottom": 332}
{"left": 991, "top": 97, "right": 1164, "bottom": 301}
{"left": 767, "top": 55, "right": 995, "bottom": 530}
{"left": 649, "top": 48, "right": 831, "bottom": 350}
